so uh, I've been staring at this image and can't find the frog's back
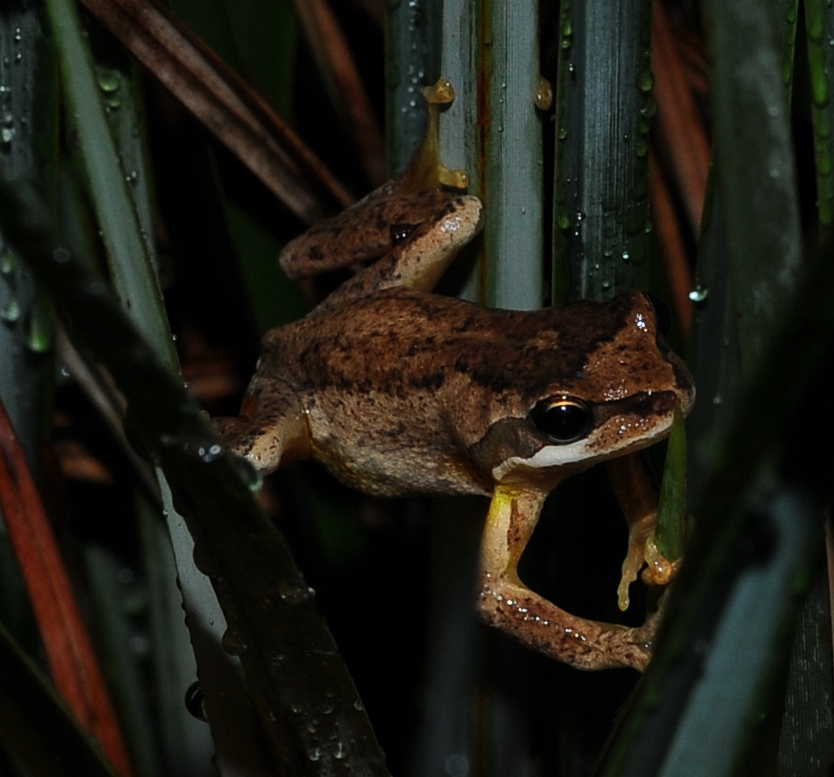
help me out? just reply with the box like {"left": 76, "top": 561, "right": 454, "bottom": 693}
{"left": 266, "top": 288, "right": 651, "bottom": 403}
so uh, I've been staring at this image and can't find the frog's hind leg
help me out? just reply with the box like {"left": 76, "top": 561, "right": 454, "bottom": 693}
{"left": 607, "top": 455, "right": 678, "bottom": 612}
{"left": 478, "top": 484, "right": 656, "bottom": 671}
{"left": 213, "top": 390, "right": 311, "bottom": 476}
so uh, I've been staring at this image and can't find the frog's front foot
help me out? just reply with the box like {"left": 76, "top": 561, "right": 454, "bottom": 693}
{"left": 478, "top": 574, "right": 656, "bottom": 671}
{"left": 212, "top": 414, "right": 305, "bottom": 476}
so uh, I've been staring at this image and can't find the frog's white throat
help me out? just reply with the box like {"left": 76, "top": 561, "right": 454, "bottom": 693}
{"left": 491, "top": 415, "right": 673, "bottom": 484}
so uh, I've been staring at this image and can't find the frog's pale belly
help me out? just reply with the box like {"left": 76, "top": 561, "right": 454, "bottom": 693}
{"left": 307, "top": 423, "right": 493, "bottom": 497}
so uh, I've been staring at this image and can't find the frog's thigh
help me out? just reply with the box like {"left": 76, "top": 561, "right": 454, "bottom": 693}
{"left": 214, "top": 391, "right": 309, "bottom": 476}
{"left": 478, "top": 484, "right": 654, "bottom": 671}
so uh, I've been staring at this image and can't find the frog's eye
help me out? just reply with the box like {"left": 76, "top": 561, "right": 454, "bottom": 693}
{"left": 530, "top": 397, "right": 592, "bottom": 443}
{"left": 391, "top": 223, "right": 417, "bottom": 245}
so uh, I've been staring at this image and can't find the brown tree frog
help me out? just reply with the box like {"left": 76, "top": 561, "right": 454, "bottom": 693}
{"left": 216, "top": 83, "right": 695, "bottom": 672}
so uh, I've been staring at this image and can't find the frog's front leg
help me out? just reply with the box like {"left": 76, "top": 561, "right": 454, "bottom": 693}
{"left": 478, "top": 484, "right": 655, "bottom": 671}
{"left": 213, "top": 377, "right": 310, "bottom": 476}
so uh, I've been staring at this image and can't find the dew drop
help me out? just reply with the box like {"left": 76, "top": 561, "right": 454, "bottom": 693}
{"left": 184, "top": 682, "right": 207, "bottom": 721}
{"left": 25, "top": 306, "right": 54, "bottom": 353}
{"left": 445, "top": 753, "right": 470, "bottom": 777}
{"left": 1, "top": 296, "right": 20, "bottom": 323}
{"left": 97, "top": 71, "right": 120, "bottom": 93}
{"left": 198, "top": 443, "right": 223, "bottom": 463}
{"left": 0, "top": 247, "right": 16, "bottom": 275}
{"left": 534, "top": 77, "right": 553, "bottom": 110}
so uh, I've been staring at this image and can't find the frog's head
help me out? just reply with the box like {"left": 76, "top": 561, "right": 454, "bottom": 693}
{"left": 466, "top": 291, "right": 695, "bottom": 489}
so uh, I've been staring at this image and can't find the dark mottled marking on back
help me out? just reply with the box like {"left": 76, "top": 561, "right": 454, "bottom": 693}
{"left": 278, "top": 289, "right": 645, "bottom": 402}
{"left": 409, "top": 369, "right": 447, "bottom": 391}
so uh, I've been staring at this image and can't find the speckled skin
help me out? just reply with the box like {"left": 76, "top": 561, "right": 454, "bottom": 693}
{"left": 233, "top": 289, "right": 689, "bottom": 497}
{"left": 215, "top": 181, "right": 695, "bottom": 671}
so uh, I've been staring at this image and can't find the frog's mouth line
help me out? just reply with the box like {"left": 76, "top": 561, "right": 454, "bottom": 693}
{"left": 491, "top": 389, "right": 684, "bottom": 483}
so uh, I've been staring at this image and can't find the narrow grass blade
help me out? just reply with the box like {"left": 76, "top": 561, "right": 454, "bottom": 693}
{"left": 78, "top": 0, "right": 353, "bottom": 221}
{"left": 437, "top": 0, "right": 480, "bottom": 190}
{"left": 0, "top": 620, "right": 119, "bottom": 777}
{"left": 652, "top": 0, "right": 708, "bottom": 239}
{"left": 135, "top": 494, "right": 218, "bottom": 777}
{"left": 0, "top": 397, "right": 132, "bottom": 776}
{"left": 83, "top": 545, "right": 161, "bottom": 777}
{"left": 805, "top": 0, "right": 834, "bottom": 234}
{"left": 386, "top": 0, "right": 436, "bottom": 175}
{"left": 655, "top": 406, "right": 687, "bottom": 562}
{"left": 0, "top": 5, "right": 58, "bottom": 467}
{"left": 289, "top": 0, "right": 386, "bottom": 185}
{"left": 703, "top": 0, "right": 802, "bottom": 377}
{"left": 553, "top": 0, "right": 654, "bottom": 301}
{"left": 45, "top": 0, "right": 177, "bottom": 373}
{"left": 481, "top": 0, "right": 545, "bottom": 310}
